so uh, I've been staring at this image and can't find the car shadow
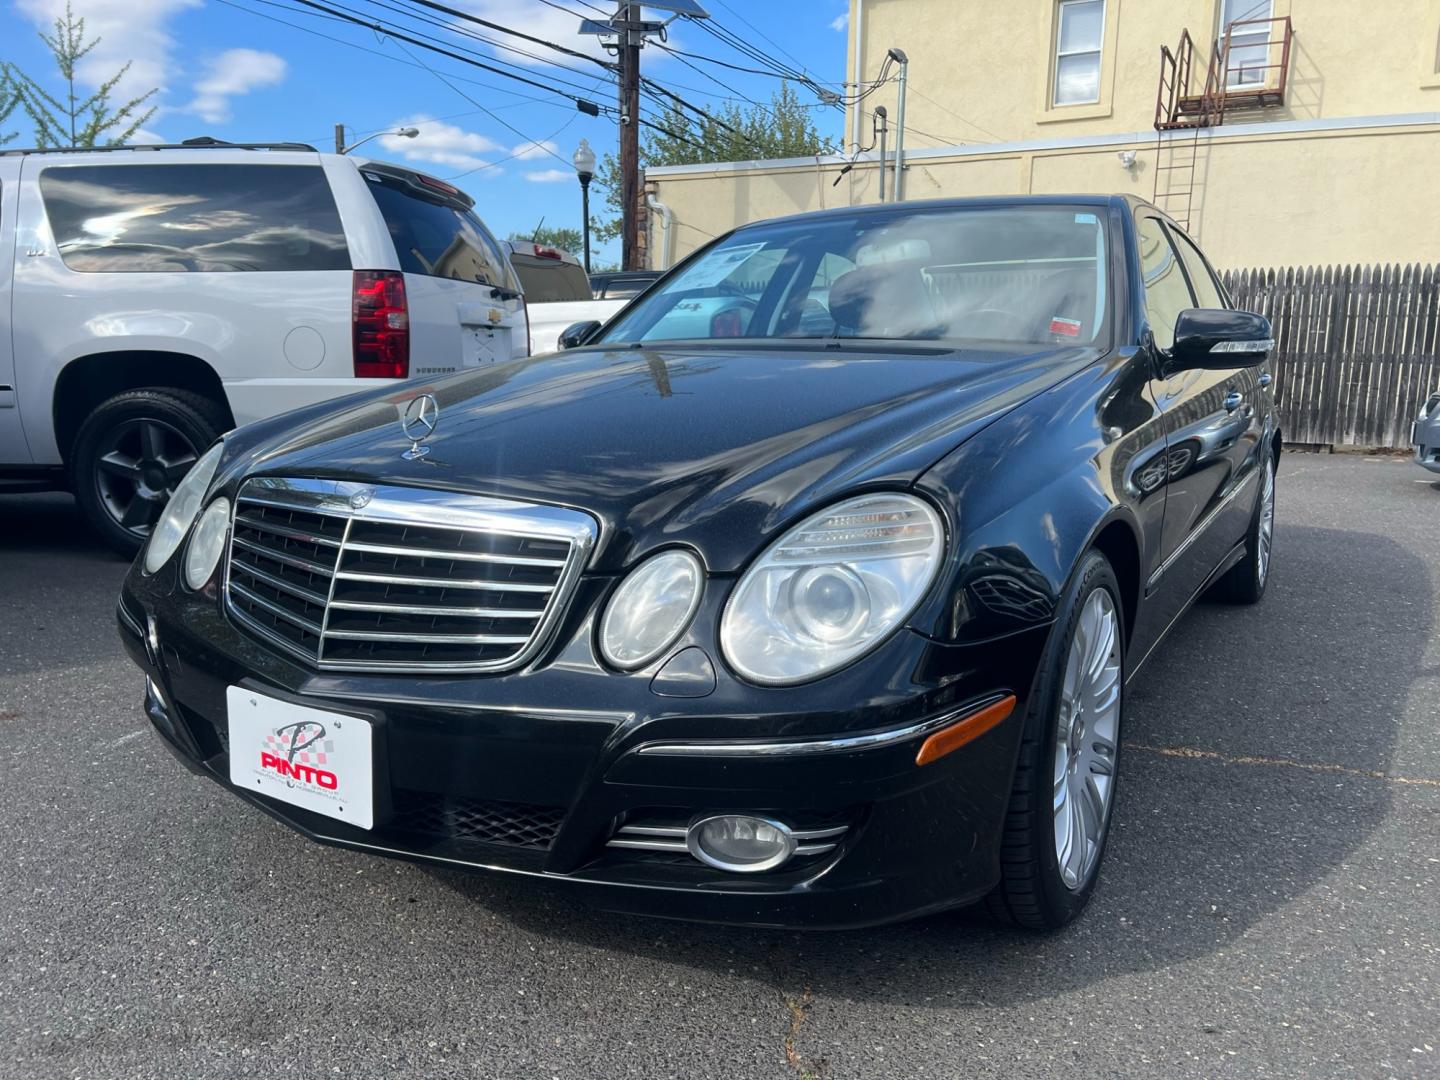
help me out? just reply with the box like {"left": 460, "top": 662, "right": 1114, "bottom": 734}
{"left": 419, "top": 523, "right": 1424, "bottom": 1008}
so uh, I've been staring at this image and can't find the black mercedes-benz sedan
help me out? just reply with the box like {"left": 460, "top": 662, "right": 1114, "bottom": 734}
{"left": 117, "top": 195, "right": 1280, "bottom": 930}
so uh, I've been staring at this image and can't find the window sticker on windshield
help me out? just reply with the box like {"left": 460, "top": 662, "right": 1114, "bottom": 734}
{"left": 1049, "top": 316, "right": 1083, "bottom": 337}
{"left": 677, "top": 243, "right": 767, "bottom": 289}
{"left": 1075, "top": 213, "right": 1098, "bottom": 225}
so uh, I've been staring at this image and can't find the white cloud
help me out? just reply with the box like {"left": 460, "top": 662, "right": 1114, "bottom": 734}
{"left": 186, "top": 49, "right": 287, "bottom": 124}
{"left": 378, "top": 116, "right": 506, "bottom": 171}
{"left": 17, "top": 0, "right": 199, "bottom": 109}
{"left": 513, "top": 139, "right": 559, "bottom": 161}
{"left": 830, "top": 13, "right": 849, "bottom": 32}
{"left": 449, "top": 1, "right": 614, "bottom": 65}
{"left": 524, "top": 168, "right": 572, "bottom": 183}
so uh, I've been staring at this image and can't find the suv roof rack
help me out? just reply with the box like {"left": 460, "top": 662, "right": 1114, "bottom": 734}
{"left": 0, "top": 137, "right": 320, "bottom": 157}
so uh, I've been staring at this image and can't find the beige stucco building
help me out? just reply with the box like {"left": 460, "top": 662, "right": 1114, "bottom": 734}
{"left": 645, "top": 0, "right": 1440, "bottom": 271}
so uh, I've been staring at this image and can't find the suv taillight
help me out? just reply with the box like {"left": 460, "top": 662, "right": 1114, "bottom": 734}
{"left": 353, "top": 270, "right": 409, "bottom": 378}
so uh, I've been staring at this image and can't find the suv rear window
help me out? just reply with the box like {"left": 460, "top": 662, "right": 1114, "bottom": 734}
{"left": 510, "top": 256, "right": 591, "bottom": 302}
{"left": 365, "top": 174, "right": 516, "bottom": 290}
{"left": 39, "top": 164, "right": 350, "bottom": 273}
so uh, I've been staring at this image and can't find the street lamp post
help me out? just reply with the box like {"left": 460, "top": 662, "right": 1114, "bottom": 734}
{"left": 338, "top": 127, "right": 419, "bottom": 154}
{"left": 572, "top": 138, "right": 596, "bottom": 274}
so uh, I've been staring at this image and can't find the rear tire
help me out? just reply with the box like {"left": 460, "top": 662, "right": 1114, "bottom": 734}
{"left": 985, "top": 550, "right": 1125, "bottom": 930}
{"left": 70, "top": 388, "right": 228, "bottom": 559}
{"left": 1212, "top": 451, "right": 1276, "bottom": 605}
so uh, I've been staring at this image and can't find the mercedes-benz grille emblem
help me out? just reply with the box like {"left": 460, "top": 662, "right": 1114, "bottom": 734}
{"left": 348, "top": 488, "right": 373, "bottom": 510}
{"left": 400, "top": 393, "right": 440, "bottom": 460}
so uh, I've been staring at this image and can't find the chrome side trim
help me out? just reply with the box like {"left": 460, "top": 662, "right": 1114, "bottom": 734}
{"left": 1145, "top": 466, "right": 1258, "bottom": 591}
{"left": 632, "top": 694, "right": 1011, "bottom": 758}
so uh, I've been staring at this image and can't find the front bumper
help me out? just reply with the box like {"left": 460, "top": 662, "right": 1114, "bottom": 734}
{"left": 118, "top": 567, "right": 1048, "bottom": 929}
{"left": 1413, "top": 414, "right": 1440, "bottom": 474}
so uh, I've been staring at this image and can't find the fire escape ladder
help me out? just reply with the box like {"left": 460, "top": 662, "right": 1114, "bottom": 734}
{"left": 1151, "top": 17, "right": 1294, "bottom": 232}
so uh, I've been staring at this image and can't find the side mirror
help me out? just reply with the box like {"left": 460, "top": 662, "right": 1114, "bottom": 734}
{"left": 559, "top": 320, "right": 602, "bottom": 350}
{"left": 1168, "top": 308, "right": 1274, "bottom": 371}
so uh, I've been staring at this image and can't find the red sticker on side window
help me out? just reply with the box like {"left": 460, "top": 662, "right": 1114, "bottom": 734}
{"left": 1049, "top": 317, "right": 1082, "bottom": 337}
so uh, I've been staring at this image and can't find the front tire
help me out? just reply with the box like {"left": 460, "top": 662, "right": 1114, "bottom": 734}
{"left": 985, "top": 550, "right": 1125, "bottom": 930}
{"left": 70, "top": 388, "right": 228, "bottom": 558}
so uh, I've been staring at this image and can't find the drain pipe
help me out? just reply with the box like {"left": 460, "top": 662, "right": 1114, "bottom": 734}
{"left": 647, "top": 193, "right": 674, "bottom": 270}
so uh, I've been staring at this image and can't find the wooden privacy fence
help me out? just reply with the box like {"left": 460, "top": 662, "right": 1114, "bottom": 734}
{"left": 1219, "top": 264, "right": 1440, "bottom": 448}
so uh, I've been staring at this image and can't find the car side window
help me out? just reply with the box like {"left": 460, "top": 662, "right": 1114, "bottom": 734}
{"left": 1166, "top": 227, "right": 1227, "bottom": 310}
{"left": 1136, "top": 216, "right": 1195, "bottom": 350}
{"left": 39, "top": 164, "right": 350, "bottom": 273}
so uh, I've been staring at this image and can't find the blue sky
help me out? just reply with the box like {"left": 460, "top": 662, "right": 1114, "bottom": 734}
{"left": 2, "top": 0, "right": 854, "bottom": 266}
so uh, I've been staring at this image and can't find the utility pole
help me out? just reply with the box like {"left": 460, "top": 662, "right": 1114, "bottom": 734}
{"left": 616, "top": 2, "right": 641, "bottom": 271}
{"left": 334, "top": 123, "right": 345, "bottom": 155}
{"left": 889, "top": 48, "right": 909, "bottom": 202}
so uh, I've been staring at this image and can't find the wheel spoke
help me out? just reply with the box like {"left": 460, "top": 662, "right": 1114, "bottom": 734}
{"left": 162, "top": 452, "right": 198, "bottom": 486}
{"left": 120, "top": 494, "right": 161, "bottom": 530}
{"left": 98, "top": 451, "right": 142, "bottom": 480}
{"left": 139, "top": 421, "right": 165, "bottom": 461}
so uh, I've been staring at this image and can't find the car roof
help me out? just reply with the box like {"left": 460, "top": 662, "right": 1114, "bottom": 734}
{"left": 751, "top": 193, "right": 1150, "bottom": 230}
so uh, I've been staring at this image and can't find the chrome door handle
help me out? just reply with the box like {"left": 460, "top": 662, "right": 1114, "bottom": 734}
{"left": 1224, "top": 391, "right": 1243, "bottom": 412}
{"left": 1257, "top": 372, "right": 1273, "bottom": 389}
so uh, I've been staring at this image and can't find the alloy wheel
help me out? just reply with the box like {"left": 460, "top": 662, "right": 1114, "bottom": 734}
{"left": 1257, "top": 459, "right": 1276, "bottom": 586}
{"left": 93, "top": 419, "right": 200, "bottom": 539}
{"left": 1052, "top": 588, "right": 1122, "bottom": 891}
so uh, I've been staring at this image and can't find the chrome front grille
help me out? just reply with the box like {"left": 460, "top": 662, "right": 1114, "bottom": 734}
{"left": 224, "top": 477, "right": 597, "bottom": 673}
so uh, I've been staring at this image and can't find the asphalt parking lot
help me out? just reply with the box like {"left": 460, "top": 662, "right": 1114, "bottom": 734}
{"left": 2, "top": 452, "right": 1437, "bottom": 1080}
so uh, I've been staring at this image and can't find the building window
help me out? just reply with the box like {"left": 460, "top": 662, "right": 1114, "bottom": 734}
{"left": 1222, "top": 0, "right": 1273, "bottom": 87}
{"left": 1054, "top": 0, "right": 1105, "bottom": 106}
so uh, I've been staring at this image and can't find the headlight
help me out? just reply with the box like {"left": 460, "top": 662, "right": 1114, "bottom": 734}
{"left": 599, "top": 550, "right": 704, "bottom": 669}
{"left": 720, "top": 493, "right": 944, "bottom": 685}
{"left": 183, "top": 497, "right": 232, "bottom": 589}
{"left": 142, "top": 442, "right": 224, "bottom": 575}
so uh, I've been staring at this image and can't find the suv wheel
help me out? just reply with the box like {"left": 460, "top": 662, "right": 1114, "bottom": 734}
{"left": 71, "top": 388, "right": 228, "bottom": 558}
{"left": 985, "top": 551, "right": 1125, "bottom": 929}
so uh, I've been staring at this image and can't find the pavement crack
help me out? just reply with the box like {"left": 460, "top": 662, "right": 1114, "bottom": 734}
{"left": 1125, "top": 742, "right": 1440, "bottom": 787}
{"left": 781, "top": 986, "right": 827, "bottom": 1080}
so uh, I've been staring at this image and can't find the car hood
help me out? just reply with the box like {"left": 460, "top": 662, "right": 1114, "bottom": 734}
{"left": 232, "top": 343, "right": 1099, "bottom": 571}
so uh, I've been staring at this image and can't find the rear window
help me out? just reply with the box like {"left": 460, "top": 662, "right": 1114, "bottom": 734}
{"left": 510, "top": 256, "right": 591, "bottom": 302}
{"left": 39, "top": 163, "right": 350, "bottom": 273}
{"left": 366, "top": 174, "right": 516, "bottom": 290}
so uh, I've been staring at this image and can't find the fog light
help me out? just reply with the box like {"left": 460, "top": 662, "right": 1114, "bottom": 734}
{"left": 686, "top": 814, "right": 796, "bottom": 873}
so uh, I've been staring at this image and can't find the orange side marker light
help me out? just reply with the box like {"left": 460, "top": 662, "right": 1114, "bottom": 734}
{"left": 915, "top": 694, "right": 1017, "bottom": 767}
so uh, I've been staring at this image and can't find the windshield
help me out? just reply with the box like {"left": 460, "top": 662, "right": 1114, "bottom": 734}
{"left": 598, "top": 205, "right": 1110, "bottom": 348}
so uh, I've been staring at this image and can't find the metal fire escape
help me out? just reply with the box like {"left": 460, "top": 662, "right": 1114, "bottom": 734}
{"left": 1152, "top": 16, "right": 1294, "bottom": 231}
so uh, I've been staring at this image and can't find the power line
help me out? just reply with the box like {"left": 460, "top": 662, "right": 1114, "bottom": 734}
{"left": 285, "top": 0, "right": 607, "bottom": 111}
{"left": 390, "top": 0, "right": 614, "bottom": 71}
{"left": 215, "top": 0, "right": 590, "bottom": 110}
{"left": 905, "top": 86, "right": 1001, "bottom": 143}
{"left": 708, "top": 0, "right": 822, "bottom": 90}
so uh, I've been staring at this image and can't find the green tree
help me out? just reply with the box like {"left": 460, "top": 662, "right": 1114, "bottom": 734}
{"left": 12, "top": 2, "right": 157, "bottom": 149}
{"left": 0, "top": 64, "right": 21, "bottom": 146}
{"left": 594, "top": 82, "right": 834, "bottom": 242}
{"left": 509, "top": 225, "right": 584, "bottom": 256}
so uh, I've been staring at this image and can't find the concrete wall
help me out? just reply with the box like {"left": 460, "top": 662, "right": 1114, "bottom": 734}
{"left": 844, "top": 0, "right": 1440, "bottom": 150}
{"left": 646, "top": 115, "right": 1440, "bottom": 271}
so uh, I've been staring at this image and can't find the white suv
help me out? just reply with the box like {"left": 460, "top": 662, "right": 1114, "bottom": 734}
{"left": 0, "top": 139, "right": 528, "bottom": 554}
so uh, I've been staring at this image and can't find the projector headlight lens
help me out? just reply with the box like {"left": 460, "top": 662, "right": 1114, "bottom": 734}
{"left": 599, "top": 549, "right": 704, "bottom": 669}
{"left": 720, "top": 493, "right": 944, "bottom": 685}
{"left": 183, "top": 497, "right": 232, "bottom": 590}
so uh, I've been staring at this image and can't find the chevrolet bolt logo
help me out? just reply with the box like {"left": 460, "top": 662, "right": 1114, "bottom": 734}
{"left": 400, "top": 393, "right": 440, "bottom": 460}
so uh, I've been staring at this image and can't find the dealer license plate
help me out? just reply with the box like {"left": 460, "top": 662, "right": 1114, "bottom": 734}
{"left": 226, "top": 687, "right": 374, "bottom": 829}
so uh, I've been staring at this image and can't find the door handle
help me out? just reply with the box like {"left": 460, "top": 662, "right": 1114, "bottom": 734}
{"left": 1224, "top": 391, "right": 1244, "bottom": 413}
{"left": 1257, "top": 372, "right": 1273, "bottom": 389}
